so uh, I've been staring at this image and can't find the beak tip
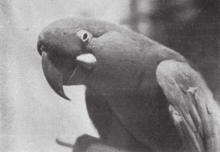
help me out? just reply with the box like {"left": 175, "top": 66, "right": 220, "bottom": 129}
{"left": 63, "top": 95, "right": 71, "bottom": 101}
{"left": 42, "top": 52, "right": 71, "bottom": 101}
{"left": 56, "top": 88, "right": 71, "bottom": 101}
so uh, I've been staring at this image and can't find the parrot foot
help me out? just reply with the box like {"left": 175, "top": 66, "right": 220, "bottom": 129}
{"left": 56, "top": 134, "right": 100, "bottom": 152}
{"left": 56, "top": 134, "right": 127, "bottom": 152}
{"left": 73, "top": 134, "right": 101, "bottom": 152}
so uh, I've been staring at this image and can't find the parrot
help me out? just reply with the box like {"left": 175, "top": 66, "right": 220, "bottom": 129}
{"left": 37, "top": 17, "right": 220, "bottom": 152}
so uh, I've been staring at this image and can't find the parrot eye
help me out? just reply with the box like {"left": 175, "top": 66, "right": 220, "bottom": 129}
{"left": 77, "top": 30, "right": 93, "bottom": 44}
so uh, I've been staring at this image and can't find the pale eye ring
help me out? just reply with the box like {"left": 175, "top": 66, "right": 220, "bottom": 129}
{"left": 77, "top": 30, "right": 93, "bottom": 44}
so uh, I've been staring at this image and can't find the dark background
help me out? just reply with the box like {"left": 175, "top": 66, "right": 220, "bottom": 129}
{"left": 124, "top": 0, "right": 220, "bottom": 101}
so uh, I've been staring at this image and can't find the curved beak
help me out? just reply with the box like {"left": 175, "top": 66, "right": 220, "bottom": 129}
{"left": 42, "top": 52, "right": 70, "bottom": 100}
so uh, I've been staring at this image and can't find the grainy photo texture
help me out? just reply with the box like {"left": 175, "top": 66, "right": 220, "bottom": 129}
{"left": 1, "top": 0, "right": 219, "bottom": 152}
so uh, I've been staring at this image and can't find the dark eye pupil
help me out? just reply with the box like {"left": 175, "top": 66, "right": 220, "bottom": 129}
{"left": 83, "top": 33, "right": 88, "bottom": 40}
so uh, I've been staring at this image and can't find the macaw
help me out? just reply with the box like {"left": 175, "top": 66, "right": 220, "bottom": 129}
{"left": 37, "top": 18, "right": 220, "bottom": 152}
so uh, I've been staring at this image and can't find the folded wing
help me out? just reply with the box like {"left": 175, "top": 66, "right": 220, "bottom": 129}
{"left": 156, "top": 60, "right": 220, "bottom": 152}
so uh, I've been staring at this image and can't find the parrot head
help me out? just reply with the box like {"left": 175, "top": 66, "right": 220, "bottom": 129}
{"left": 37, "top": 18, "right": 150, "bottom": 100}
{"left": 37, "top": 18, "right": 106, "bottom": 100}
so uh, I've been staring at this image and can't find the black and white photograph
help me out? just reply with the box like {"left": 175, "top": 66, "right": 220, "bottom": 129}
{"left": 1, "top": 0, "right": 219, "bottom": 152}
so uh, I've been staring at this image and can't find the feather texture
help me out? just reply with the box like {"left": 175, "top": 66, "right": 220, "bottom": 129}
{"left": 156, "top": 60, "right": 220, "bottom": 152}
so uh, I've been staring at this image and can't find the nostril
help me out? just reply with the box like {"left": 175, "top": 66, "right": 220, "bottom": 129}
{"left": 37, "top": 33, "right": 46, "bottom": 55}
{"left": 37, "top": 41, "right": 43, "bottom": 55}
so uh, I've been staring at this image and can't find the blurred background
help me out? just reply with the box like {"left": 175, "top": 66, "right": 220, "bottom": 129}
{"left": 1, "top": 0, "right": 219, "bottom": 151}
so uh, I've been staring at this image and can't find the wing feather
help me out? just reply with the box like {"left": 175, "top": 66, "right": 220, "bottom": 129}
{"left": 156, "top": 60, "right": 220, "bottom": 152}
